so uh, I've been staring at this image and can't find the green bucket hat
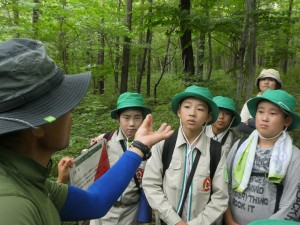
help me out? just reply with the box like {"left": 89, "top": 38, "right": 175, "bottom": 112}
{"left": 248, "top": 219, "right": 300, "bottom": 225}
{"left": 212, "top": 96, "right": 241, "bottom": 127}
{"left": 171, "top": 85, "right": 219, "bottom": 125}
{"left": 247, "top": 89, "right": 300, "bottom": 131}
{"left": 110, "top": 92, "right": 151, "bottom": 119}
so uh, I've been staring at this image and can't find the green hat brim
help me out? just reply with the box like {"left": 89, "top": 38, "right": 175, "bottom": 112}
{"left": 171, "top": 92, "right": 219, "bottom": 125}
{"left": 110, "top": 106, "right": 152, "bottom": 119}
{"left": 248, "top": 219, "right": 300, "bottom": 225}
{"left": 247, "top": 97, "right": 300, "bottom": 131}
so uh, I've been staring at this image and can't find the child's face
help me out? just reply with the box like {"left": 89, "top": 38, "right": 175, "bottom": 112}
{"left": 118, "top": 109, "right": 144, "bottom": 139}
{"left": 255, "top": 100, "right": 292, "bottom": 139}
{"left": 258, "top": 77, "right": 277, "bottom": 92}
{"left": 212, "top": 108, "right": 233, "bottom": 134}
{"left": 177, "top": 97, "right": 212, "bottom": 133}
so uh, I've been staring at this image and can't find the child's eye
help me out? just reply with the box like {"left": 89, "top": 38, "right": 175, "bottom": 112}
{"left": 184, "top": 105, "right": 190, "bottom": 109}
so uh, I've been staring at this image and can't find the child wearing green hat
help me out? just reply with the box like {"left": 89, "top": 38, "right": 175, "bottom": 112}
{"left": 142, "top": 85, "right": 229, "bottom": 225}
{"left": 224, "top": 89, "right": 300, "bottom": 225}
{"left": 89, "top": 92, "right": 152, "bottom": 225}
{"left": 205, "top": 96, "right": 241, "bottom": 156}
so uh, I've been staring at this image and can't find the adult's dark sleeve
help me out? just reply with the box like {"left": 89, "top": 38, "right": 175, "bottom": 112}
{"left": 236, "top": 121, "right": 255, "bottom": 135}
{"left": 59, "top": 150, "right": 142, "bottom": 221}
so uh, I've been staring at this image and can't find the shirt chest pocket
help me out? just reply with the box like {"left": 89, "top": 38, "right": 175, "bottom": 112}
{"left": 165, "top": 159, "right": 182, "bottom": 189}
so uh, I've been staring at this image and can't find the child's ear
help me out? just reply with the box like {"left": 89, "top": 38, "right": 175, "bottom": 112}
{"left": 284, "top": 115, "right": 293, "bottom": 128}
{"left": 206, "top": 112, "right": 213, "bottom": 123}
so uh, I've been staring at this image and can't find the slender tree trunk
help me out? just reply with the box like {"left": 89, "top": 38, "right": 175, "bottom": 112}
{"left": 12, "top": 0, "right": 20, "bottom": 38}
{"left": 97, "top": 24, "right": 105, "bottom": 94}
{"left": 120, "top": 0, "right": 133, "bottom": 93}
{"left": 207, "top": 32, "right": 213, "bottom": 80}
{"left": 59, "top": 0, "right": 68, "bottom": 73}
{"left": 179, "top": 0, "right": 195, "bottom": 83}
{"left": 246, "top": 0, "right": 256, "bottom": 99}
{"left": 236, "top": 1, "right": 249, "bottom": 105}
{"left": 195, "top": 33, "right": 205, "bottom": 81}
{"left": 154, "top": 35, "right": 171, "bottom": 99}
{"left": 282, "top": 0, "right": 293, "bottom": 75}
{"left": 137, "top": 28, "right": 151, "bottom": 93}
{"left": 32, "top": 0, "right": 39, "bottom": 38}
{"left": 113, "top": 0, "right": 121, "bottom": 93}
{"left": 146, "top": 32, "right": 152, "bottom": 97}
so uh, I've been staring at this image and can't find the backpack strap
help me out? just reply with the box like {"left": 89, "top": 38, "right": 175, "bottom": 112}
{"left": 162, "top": 129, "right": 178, "bottom": 178}
{"left": 103, "top": 131, "right": 115, "bottom": 141}
{"left": 250, "top": 172, "right": 283, "bottom": 213}
{"left": 177, "top": 150, "right": 201, "bottom": 217}
{"left": 209, "top": 139, "right": 222, "bottom": 180}
{"left": 220, "top": 130, "right": 231, "bottom": 146}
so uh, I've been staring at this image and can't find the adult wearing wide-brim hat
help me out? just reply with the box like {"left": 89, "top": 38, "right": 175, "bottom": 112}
{"left": 247, "top": 89, "right": 300, "bottom": 131}
{"left": 0, "top": 38, "right": 173, "bottom": 225}
{"left": 110, "top": 92, "right": 152, "bottom": 119}
{"left": 171, "top": 85, "right": 219, "bottom": 125}
{"left": 255, "top": 69, "right": 282, "bottom": 90}
{"left": 0, "top": 39, "right": 91, "bottom": 135}
{"left": 238, "top": 68, "right": 283, "bottom": 136}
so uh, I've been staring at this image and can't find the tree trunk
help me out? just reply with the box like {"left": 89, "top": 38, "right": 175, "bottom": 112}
{"left": 179, "top": 0, "right": 195, "bottom": 83}
{"left": 146, "top": 32, "right": 152, "bottom": 97}
{"left": 120, "top": 0, "right": 133, "bottom": 93}
{"left": 97, "top": 25, "right": 105, "bottom": 95}
{"left": 154, "top": 35, "right": 171, "bottom": 99}
{"left": 59, "top": 0, "right": 68, "bottom": 73}
{"left": 12, "top": 0, "right": 20, "bottom": 38}
{"left": 236, "top": 1, "right": 249, "bottom": 105}
{"left": 282, "top": 0, "right": 293, "bottom": 75}
{"left": 32, "top": 0, "right": 39, "bottom": 38}
{"left": 246, "top": 0, "right": 256, "bottom": 100}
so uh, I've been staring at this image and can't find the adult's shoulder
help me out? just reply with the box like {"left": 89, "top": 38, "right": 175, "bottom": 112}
{"left": 0, "top": 194, "right": 41, "bottom": 224}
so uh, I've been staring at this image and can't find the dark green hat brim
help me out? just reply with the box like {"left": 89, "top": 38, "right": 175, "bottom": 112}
{"left": 247, "top": 97, "right": 300, "bottom": 131}
{"left": 110, "top": 106, "right": 151, "bottom": 119}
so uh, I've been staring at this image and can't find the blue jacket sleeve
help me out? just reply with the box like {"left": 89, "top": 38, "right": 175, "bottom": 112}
{"left": 59, "top": 150, "right": 142, "bottom": 221}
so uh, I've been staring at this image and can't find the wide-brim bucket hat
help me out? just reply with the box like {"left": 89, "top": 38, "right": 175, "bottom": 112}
{"left": 212, "top": 96, "right": 241, "bottom": 127}
{"left": 171, "top": 85, "right": 219, "bottom": 125}
{"left": 110, "top": 92, "right": 151, "bottom": 119}
{"left": 247, "top": 89, "right": 300, "bottom": 131}
{"left": 0, "top": 38, "right": 91, "bottom": 135}
{"left": 256, "top": 68, "right": 282, "bottom": 89}
{"left": 248, "top": 219, "right": 300, "bottom": 225}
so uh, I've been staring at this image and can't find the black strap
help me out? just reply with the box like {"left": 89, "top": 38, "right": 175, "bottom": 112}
{"left": 103, "top": 131, "right": 115, "bottom": 141}
{"left": 119, "top": 139, "right": 141, "bottom": 191}
{"left": 162, "top": 129, "right": 178, "bottom": 177}
{"left": 178, "top": 150, "right": 201, "bottom": 217}
{"left": 250, "top": 171, "right": 283, "bottom": 213}
{"left": 209, "top": 139, "right": 222, "bottom": 179}
{"left": 220, "top": 130, "right": 230, "bottom": 146}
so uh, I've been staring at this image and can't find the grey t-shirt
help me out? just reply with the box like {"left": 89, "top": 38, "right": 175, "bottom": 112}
{"left": 227, "top": 141, "right": 300, "bottom": 225}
